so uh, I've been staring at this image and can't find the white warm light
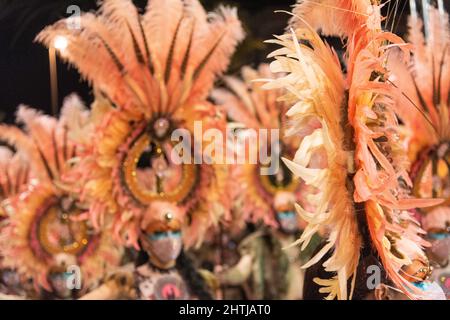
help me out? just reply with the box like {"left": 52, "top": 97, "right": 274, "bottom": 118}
{"left": 53, "top": 35, "right": 68, "bottom": 52}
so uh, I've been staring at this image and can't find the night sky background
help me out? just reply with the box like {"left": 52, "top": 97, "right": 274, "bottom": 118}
{"left": 0, "top": 0, "right": 446, "bottom": 124}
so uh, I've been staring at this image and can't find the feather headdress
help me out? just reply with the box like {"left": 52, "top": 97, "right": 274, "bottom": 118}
{"left": 265, "top": 0, "right": 441, "bottom": 299}
{"left": 388, "top": 6, "right": 450, "bottom": 209}
{"left": 37, "top": 0, "right": 244, "bottom": 249}
{"left": 0, "top": 96, "right": 122, "bottom": 293}
{"left": 212, "top": 64, "right": 311, "bottom": 227}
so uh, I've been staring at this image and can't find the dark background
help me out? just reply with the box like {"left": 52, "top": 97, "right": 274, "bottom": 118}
{"left": 0, "top": 0, "right": 443, "bottom": 123}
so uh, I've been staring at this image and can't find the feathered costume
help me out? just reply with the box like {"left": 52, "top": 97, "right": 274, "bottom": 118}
{"left": 388, "top": 6, "right": 449, "bottom": 209}
{"left": 265, "top": 0, "right": 441, "bottom": 299}
{"left": 212, "top": 64, "right": 311, "bottom": 228}
{"left": 36, "top": 0, "right": 244, "bottom": 249}
{"left": 0, "top": 96, "right": 122, "bottom": 294}
{"left": 388, "top": 4, "right": 450, "bottom": 299}
{"left": 211, "top": 64, "right": 321, "bottom": 300}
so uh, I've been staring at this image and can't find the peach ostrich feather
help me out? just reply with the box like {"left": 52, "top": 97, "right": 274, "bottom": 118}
{"left": 37, "top": 0, "right": 245, "bottom": 249}
{"left": 211, "top": 63, "right": 314, "bottom": 229}
{"left": 0, "top": 96, "right": 122, "bottom": 293}
{"left": 264, "top": 0, "right": 441, "bottom": 300}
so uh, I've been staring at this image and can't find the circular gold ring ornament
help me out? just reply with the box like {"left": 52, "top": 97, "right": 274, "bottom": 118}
{"left": 122, "top": 133, "right": 197, "bottom": 205}
{"left": 38, "top": 199, "right": 89, "bottom": 256}
{"left": 257, "top": 159, "right": 300, "bottom": 196}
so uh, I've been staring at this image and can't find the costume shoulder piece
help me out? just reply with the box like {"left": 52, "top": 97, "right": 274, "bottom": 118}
{"left": 0, "top": 96, "right": 122, "bottom": 293}
{"left": 37, "top": 0, "right": 245, "bottom": 248}
{"left": 264, "top": 0, "right": 441, "bottom": 299}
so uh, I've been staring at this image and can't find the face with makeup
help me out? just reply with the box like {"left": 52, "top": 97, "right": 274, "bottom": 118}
{"left": 362, "top": 264, "right": 444, "bottom": 300}
{"left": 276, "top": 211, "right": 298, "bottom": 234}
{"left": 46, "top": 253, "right": 78, "bottom": 299}
{"left": 422, "top": 208, "right": 450, "bottom": 268}
{"left": 274, "top": 192, "right": 299, "bottom": 234}
{"left": 427, "top": 229, "right": 450, "bottom": 268}
{"left": 357, "top": 277, "right": 445, "bottom": 300}
{"left": 0, "top": 269, "right": 21, "bottom": 290}
{"left": 48, "top": 270, "right": 73, "bottom": 299}
{"left": 140, "top": 204, "right": 185, "bottom": 269}
{"left": 141, "top": 229, "right": 183, "bottom": 268}
{"left": 399, "top": 258, "right": 447, "bottom": 300}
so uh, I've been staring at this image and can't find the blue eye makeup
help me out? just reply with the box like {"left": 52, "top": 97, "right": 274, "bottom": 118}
{"left": 169, "top": 230, "right": 182, "bottom": 238}
{"left": 147, "top": 230, "right": 182, "bottom": 241}
{"left": 52, "top": 272, "right": 71, "bottom": 280}
{"left": 277, "top": 211, "right": 296, "bottom": 219}
{"left": 412, "top": 281, "right": 427, "bottom": 290}
{"left": 428, "top": 233, "right": 449, "bottom": 240}
{"left": 148, "top": 232, "right": 168, "bottom": 241}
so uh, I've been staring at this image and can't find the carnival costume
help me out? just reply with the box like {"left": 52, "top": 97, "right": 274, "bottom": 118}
{"left": 37, "top": 0, "right": 244, "bottom": 299}
{"left": 0, "top": 96, "right": 122, "bottom": 299}
{"left": 264, "top": 0, "right": 442, "bottom": 300}
{"left": 388, "top": 5, "right": 450, "bottom": 298}
{"left": 212, "top": 64, "right": 321, "bottom": 299}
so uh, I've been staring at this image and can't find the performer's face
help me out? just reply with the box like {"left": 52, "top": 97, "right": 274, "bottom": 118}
{"left": 48, "top": 271, "right": 72, "bottom": 299}
{"left": 0, "top": 269, "right": 20, "bottom": 288}
{"left": 276, "top": 211, "right": 298, "bottom": 234}
{"left": 273, "top": 192, "right": 299, "bottom": 234}
{"left": 426, "top": 227, "right": 450, "bottom": 268}
{"left": 141, "top": 230, "right": 183, "bottom": 266}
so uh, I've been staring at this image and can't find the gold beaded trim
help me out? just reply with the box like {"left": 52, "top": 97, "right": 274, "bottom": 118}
{"left": 38, "top": 205, "right": 89, "bottom": 256}
{"left": 122, "top": 134, "right": 197, "bottom": 204}
{"left": 257, "top": 164, "right": 300, "bottom": 195}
